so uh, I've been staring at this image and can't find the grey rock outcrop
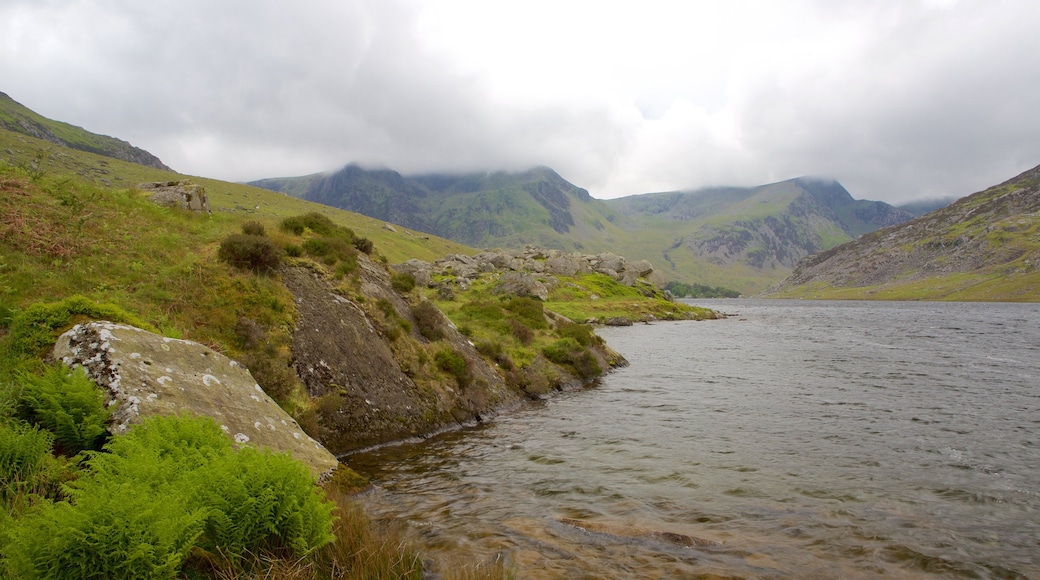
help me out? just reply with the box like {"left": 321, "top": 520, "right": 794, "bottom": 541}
{"left": 392, "top": 245, "right": 657, "bottom": 297}
{"left": 53, "top": 321, "right": 338, "bottom": 478}
{"left": 138, "top": 180, "right": 211, "bottom": 213}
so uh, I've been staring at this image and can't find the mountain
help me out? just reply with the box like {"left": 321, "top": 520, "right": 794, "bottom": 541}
{"left": 602, "top": 178, "right": 914, "bottom": 293}
{"left": 0, "top": 90, "right": 171, "bottom": 170}
{"left": 252, "top": 167, "right": 914, "bottom": 294}
{"left": 897, "top": 196, "right": 959, "bottom": 216}
{"left": 763, "top": 163, "right": 1040, "bottom": 301}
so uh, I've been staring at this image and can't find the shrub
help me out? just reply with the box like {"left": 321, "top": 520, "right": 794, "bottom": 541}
{"left": 542, "top": 339, "right": 601, "bottom": 379}
{"left": 302, "top": 236, "right": 356, "bottom": 263}
{"left": 353, "top": 237, "right": 374, "bottom": 254}
{"left": 412, "top": 301, "right": 445, "bottom": 341}
{"left": 17, "top": 365, "right": 111, "bottom": 455}
{"left": 390, "top": 272, "right": 416, "bottom": 293}
{"left": 504, "top": 297, "right": 547, "bottom": 330}
{"left": 556, "top": 321, "right": 600, "bottom": 347}
{"left": 435, "top": 349, "right": 470, "bottom": 388}
{"left": 280, "top": 213, "right": 337, "bottom": 236}
{"left": 218, "top": 233, "right": 284, "bottom": 274}
{"left": 283, "top": 243, "right": 303, "bottom": 258}
{"left": 509, "top": 319, "right": 534, "bottom": 345}
{"left": 240, "top": 221, "right": 266, "bottom": 236}
{"left": 476, "top": 340, "right": 514, "bottom": 371}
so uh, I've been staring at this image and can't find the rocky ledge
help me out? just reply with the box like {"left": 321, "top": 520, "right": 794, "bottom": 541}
{"left": 393, "top": 246, "right": 656, "bottom": 301}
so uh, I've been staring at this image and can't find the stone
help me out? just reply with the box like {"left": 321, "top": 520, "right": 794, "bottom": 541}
{"left": 494, "top": 272, "right": 549, "bottom": 301}
{"left": 138, "top": 180, "right": 211, "bottom": 213}
{"left": 544, "top": 255, "right": 581, "bottom": 276}
{"left": 628, "top": 259, "right": 654, "bottom": 277}
{"left": 53, "top": 321, "right": 338, "bottom": 478}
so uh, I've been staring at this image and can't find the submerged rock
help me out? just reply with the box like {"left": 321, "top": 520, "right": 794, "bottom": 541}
{"left": 53, "top": 321, "right": 338, "bottom": 478}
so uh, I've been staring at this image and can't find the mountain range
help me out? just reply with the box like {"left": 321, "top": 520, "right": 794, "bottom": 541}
{"left": 252, "top": 166, "right": 918, "bottom": 294}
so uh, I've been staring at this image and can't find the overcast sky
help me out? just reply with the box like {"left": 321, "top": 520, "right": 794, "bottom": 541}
{"left": 2, "top": 0, "right": 1039, "bottom": 203}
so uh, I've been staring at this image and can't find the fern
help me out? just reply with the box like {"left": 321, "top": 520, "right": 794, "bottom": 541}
{"left": 17, "top": 365, "right": 111, "bottom": 455}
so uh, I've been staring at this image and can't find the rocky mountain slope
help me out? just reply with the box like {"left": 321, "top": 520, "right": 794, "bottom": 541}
{"left": 252, "top": 167, "right": 914, "bottom": 294}
{"left": 763, "top": 163, "right": 1040, "bottom": 301}
{"left": 0, "top": 90, "right": 171, "bottom": 170}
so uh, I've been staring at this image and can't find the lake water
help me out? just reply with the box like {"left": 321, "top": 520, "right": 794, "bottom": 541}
{"left": 346, "top": 300, "right": 1040, "bottom": 578}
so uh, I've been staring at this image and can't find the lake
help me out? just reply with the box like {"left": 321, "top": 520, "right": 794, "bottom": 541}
{"left": 346, "top": 300, "right": 1040, "bottom": 578}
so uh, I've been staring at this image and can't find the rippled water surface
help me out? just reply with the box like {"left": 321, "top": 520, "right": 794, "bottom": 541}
{"left": 346, "top": 300, "right": 1040, "bottom": 578}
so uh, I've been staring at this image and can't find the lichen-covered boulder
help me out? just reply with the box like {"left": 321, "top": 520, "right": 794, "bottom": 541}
{"left": 494, "top": 272, "right": 549, "bottom": 301}
{"left": 53, "top": 321, "right": 338, "bottom": 478}
{"left": 138, "top": 180, "right": 211, "bottom": 213}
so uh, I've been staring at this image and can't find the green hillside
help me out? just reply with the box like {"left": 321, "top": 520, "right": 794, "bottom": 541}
{"left": 763, "top": 163, "right": 1040, "bottom": 301}
{"left": 0, "top": 91, "right": 171, "bottom": 170}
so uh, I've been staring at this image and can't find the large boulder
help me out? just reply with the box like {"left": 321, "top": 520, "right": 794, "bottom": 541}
{"left": 138, "top": 180, "right": 211, "bottom": 213}
{"left": 53, "top": 321, "right": 338, "bottom": 478}
{"left": 494, "top": 272, "right": 549, "bottom": 301}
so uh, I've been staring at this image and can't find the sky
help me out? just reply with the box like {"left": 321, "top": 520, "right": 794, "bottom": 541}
{"left": 2, "top": 0, "right": 1039, "bottom": 204}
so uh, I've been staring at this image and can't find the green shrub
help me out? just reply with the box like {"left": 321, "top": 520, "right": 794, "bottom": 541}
{"left": 17, "top": 365, "right": 111, "bottom": 455}
{"left": 390, "top": 272, "right": 416, "bottom": 293}
{"left": 353, "top": 237, "right": 374, "bottom": 254}
{"left": 412, "top": 301, "right": 445, "bottom": 341}
{"left": 542, "top": 338, "right": 602, "bottom": 379}
{"left": 240, "top": 221, "right": 266, "bottom": 237}
{"left": 283, "top": 243, "right": 303, "bottom": 257}
{"left": 302, "top": 236, "right": 356, "bottom": 263}
{"left": 334, "top": 257, "right": 359, "bottom": 279}
{"left": 476, "top": 340, "right": 515, "bottom": 371}
{"left": 435, "top": 349, "right": 470, "bottom": 388}
{"left": 556, "top": 321, "right": 600, "bottom": 347}
{"left": 504, "top": 297, "right": 547, "bottom": 330}
{"left": 279, "top": 212, "right": 339, "bottom": 237}
{"left": 218, "top": 233, "right": 284, "bottom": 274}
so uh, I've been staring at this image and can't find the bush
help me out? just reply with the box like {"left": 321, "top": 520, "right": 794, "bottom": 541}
{"left": 218, "top": 233, "right": 284, "bottom": 274}
{"left": 509, "top": 319, "right": 534, "bottom": 345}
{"left": 412, "top": 301, "right": 445, "bottom": 341}
{"left": 435, "top": 349, "right": 470, "bottom": 388}
{"left": 279, "top": 212, "right": 339, "bottom": 237}
{"left": 240, "top": 221, "right": 266, "bottom": 237}
{"left": 17, "top": 365, "right": 111, "bottom": 455}
{"left": 353, "top": 237, "right": 374, "bottom": 254}
{"left": 390, "top": 272, "right": 416, "bottom": 293}
{"left": 504, "top": 297, "right": 547, "bottom": 330}
{"left": 302, "top": 236, "right": 356, "bottom": 263}
{"left": 542, "top": 338, "right": 602, "bottom": 379}
{"left": 283, "top": 243, "right": 303, "bottom": 258}
{"left": 556, "top": 321, "right": 600, "bottom": 347}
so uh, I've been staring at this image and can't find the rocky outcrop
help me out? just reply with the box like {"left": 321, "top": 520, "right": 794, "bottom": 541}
{"left": 53, "top": 321, "right": 338, "bottom": 478}
{"left": 283, "top": 259, "right": 528, "bottom": 454}
{"left": 138, "top": 180, "right": 211, "bottom": 213}
{"left": 394, "top": 246, "right": 656, "bottom": 294}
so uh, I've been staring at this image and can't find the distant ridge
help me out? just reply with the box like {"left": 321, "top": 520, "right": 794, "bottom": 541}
{"left": 763, "top": 163, "right": 1040, "bottom": 301}
{"left": 252, "top": 166, "right": 914, "bottom": 294}
{"left": 0, "top": 90, "right": 171, "bottom": 171}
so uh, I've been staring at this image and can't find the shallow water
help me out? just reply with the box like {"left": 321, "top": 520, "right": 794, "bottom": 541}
{"left": 346, "top": 300, "right": 1040, "bottom": 578}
